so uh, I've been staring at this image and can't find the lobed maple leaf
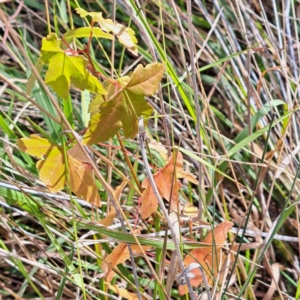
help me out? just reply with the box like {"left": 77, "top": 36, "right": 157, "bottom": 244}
{"left": 83, "top": 63, "right": 164, "bottom": 145}
{"left": 178, "top": 221, "right": 233, "bottom": 295}
{"left": 17, "top": 135, "right": 65, "bottom": 192}
{"left": 17, "top": 135, "right": 101, "bottom": 206}
{"left": 40, "top": 33, "right": 107, "bottom": 100}
{"left": 140, "top": 152, "right": 198, "bottom": 219}
{"left": 75, "top": 8, "right": 138, "bottom": 55}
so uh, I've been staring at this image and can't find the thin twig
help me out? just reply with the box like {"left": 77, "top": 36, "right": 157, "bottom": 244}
{"left": 138, "top": 117, "right": 196, "bottom": 300}
{"left": 186, "top": 0, "right": 203, "bottom": 219}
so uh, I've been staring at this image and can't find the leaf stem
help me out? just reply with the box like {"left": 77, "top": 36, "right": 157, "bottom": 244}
{"left": 138, "top": 117, "right": 196, "bottom": 300}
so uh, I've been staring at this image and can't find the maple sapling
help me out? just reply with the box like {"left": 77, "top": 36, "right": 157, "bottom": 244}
{"left": 19, "top": 10, "right": 164, "bottom": 211}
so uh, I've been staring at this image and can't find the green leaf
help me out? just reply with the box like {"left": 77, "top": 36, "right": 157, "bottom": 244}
{"left": 40, "top": 33, "right": 107, "bottom": 100}
{"left": 63, "top": 27, "right": 113, "bottom": 39}
{"left": 59, "top": 0, "right": 68, "bottom": 24}
{"left": 234, "top": 99, "right": 285, "bottom": 144}
{"left": 227, "top": 109, "right": 295, "bottom": 158}
{"left": 0, "top": 113, "right": 17, "bottom": 139}
{"left": 83, "top": 63, "right": 163, "bottom": 145}
{"left": 70, "top": 217, "right": 209, "bottom": 250}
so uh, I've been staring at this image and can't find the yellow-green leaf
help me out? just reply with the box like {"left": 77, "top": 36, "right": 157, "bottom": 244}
{"left": 40, "top": 33, "right": 107, "bottom": 100}
{"left": 88, "top": 93, "right": 105, "bottom": 115}
{"left": 74, "top": 7, "right": 89, "bottom": 18}
{"left": 125, "top": 63, "right": 164, "bottom": 96}
{"left": 17, "top": 135, "right": 66, "bottom": 192}
{"left": 63, "top": 27, "right": 113, "bottom": 40}
{"left": 17, "top": 134, "right": 53, "bottom": 159}
{"left": 37, "top": 146, "right": 65, "bottom": 192}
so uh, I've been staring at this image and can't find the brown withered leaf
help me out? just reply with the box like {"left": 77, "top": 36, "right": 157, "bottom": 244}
{"left": 140, "top": 152, "right": 198, "bottom": 219}
{"left": 178, "top": 221, "right": 233, "bottom": 296}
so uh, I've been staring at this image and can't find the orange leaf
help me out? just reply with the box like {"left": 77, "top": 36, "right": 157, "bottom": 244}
{"left": 99, "top": 180, "right": 127, "bottom": 226}
{"left": 179, "top": 221, "right": 233, "bottom": 295}
{"left": 101, "top": 243, "right": 151, "bottom": 282}
{"left": 67, "top": 143, "right": 89, "bottom": 162}
{"left": 108, "top": 284, "right": 142, "bottom": 300}
{"left": 98, "top": 207, "right": 116, "bottom": 227}
{"left": 130, "top": 244, "right": 152, "bottom": 253}
{"left": 114, "top": 179, "right": 127, "bottom": 201}
{"left": 140, "top": 152, "right": 198, "bottom": 219}
{"left": 67, "top": 154, "right": 101, "bottom": 206}
{"left": 101, "top": 243, "right": 127, "bottom": 282}
{"left": 140, "top": 180, "right": 159, "bottom": 219}
{"left": 201, "top": 221, "right": 234, "bottom": 254}
{"left": 178, "top": 248, "right": 209, "bottom": 296}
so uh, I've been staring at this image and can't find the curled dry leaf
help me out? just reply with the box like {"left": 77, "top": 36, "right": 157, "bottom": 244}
{"left": 98, "top": 207, "right": 116, "bottom": 227}
{"left": 178, "top": 221, "right": 233, "bottom": 296}
{"left": 140, "top": 152, "right": 198, "bottom": 219}
{"left": 262, "top": 263, "right": 280, "bottom": 300}
{"left": 75, "top": 8, "right": 138, "bottom": 55}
